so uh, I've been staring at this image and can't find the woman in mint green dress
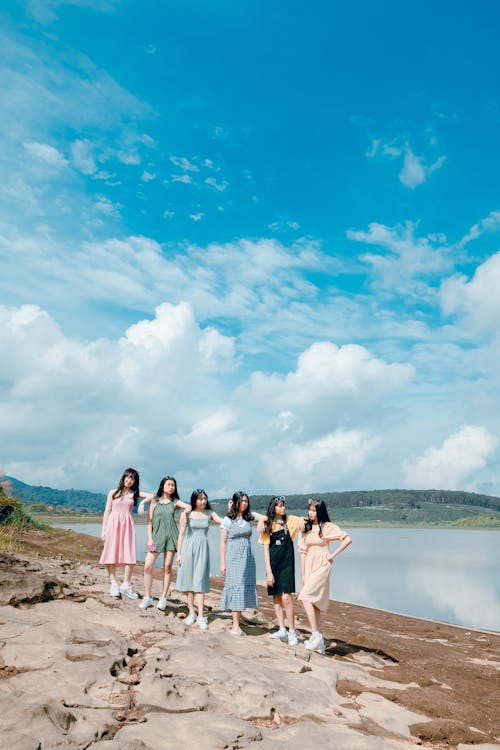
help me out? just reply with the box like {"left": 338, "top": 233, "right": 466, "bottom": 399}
{"left": 176, "top": 489, "right": 222, "bottom": 630}
{"left": 139, "top": 476, "right": 191, "bottom": 611}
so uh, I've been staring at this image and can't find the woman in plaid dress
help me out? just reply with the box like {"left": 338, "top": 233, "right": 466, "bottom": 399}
{"left": 219, "top": 491, "right": 265, "bottom": 636}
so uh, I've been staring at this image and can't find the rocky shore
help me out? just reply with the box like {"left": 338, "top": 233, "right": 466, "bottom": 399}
{"left": 0, "top": 528, "right": 498, "bottom": 749}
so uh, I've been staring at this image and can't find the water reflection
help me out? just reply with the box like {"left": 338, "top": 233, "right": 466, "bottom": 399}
{"left": 408, "top": 567, "right": 500, "bottom": 631}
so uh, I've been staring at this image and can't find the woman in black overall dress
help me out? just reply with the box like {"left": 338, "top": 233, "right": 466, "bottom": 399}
{"left": 259, "top": 496, "right": 303, "bottom": 647}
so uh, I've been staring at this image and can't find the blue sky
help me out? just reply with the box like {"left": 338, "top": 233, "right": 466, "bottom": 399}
{"left": 1, "top": 0, "right": 500, "bottom": 497}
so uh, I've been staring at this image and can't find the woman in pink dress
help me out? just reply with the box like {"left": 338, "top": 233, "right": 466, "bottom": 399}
{"left": 298, "top": 500, "right": 352, "bottom": 654}
{"left": 100, "top": 468, "right": 153, "bottom": 599}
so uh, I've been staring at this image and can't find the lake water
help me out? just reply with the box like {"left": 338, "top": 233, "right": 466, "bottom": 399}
{"left": 52, "top": 521, "right": 500, "bottom": 632}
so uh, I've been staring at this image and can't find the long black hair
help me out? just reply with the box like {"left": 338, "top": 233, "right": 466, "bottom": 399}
{"left": 155, "top": 475, "right": 180, "bottom": 500}
{"left": 264, "top": 496, "right": 286, "bottom": 534}
{"left": 304, "top": 499, "right": 330, "bottom": 537}
{"left": 190, "top": 489, "right": 211, "bottom": 511}
{"left": 113, "top": 467, "right": 140, "bottom": 506}
{"left": 227, "top": 490, "right": 253, "bottom": 522}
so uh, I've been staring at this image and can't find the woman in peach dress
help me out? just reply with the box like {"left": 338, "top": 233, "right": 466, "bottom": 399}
{"left": 298, "top": 500, "right": 352, "bottom": 654}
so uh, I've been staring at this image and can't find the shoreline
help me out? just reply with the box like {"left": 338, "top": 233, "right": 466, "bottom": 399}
{"left": 41, "top": 513, "right": 500, "bottom": 530}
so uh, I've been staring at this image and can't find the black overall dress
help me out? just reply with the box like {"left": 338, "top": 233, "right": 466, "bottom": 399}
{"left": 267, "top": 523, "right": 295, "bottom": 595}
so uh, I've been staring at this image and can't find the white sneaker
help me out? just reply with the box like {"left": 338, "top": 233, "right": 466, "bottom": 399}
{"left": 119, "top": 584, "right": 139, "bottom": 600}
{"left": 268, "top": 627, "right": 288, "bottom": 641}
{"left": 110, "top": 583, "right": 120, "bottom": 598}
{"left": 197, "top": 616, "right": 208, "bottom": 630}
{"left": 139, "top": 596, "right": 153, "bottom": 609}
{"left": 315, "top": 636, "right": 326, "bottom": 654}
{"left": 157, "top": 597, "right": 167, "bottom": 611}
{"left": 305, "top": 632, "right": 325, "bottom": 653}
{"left": 184, "top": 612, "right": 197, "bottom": 626}
{"left": 287, "top": 629, "right": 299, "bottom": 647}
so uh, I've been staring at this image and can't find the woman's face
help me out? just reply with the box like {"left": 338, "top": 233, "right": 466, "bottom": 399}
{"left": 196, "top": 492, "right": 208, "bottom": 510}
{"left": 164, "top": 479, "right": 176, "bottom": 496}
{"left": 308, "top": 503, "right": 318, "bottom": 522}
{"left": 274, "top": 500, "right": 286, "bottom": 517}
{"left": 239, "top": 496, "right": 249, "bottom": 513}
{"left": 124, "top": 473, "right": 135, "bottom": 488}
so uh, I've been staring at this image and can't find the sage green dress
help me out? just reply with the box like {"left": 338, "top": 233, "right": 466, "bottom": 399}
{"left": 151, "top": 501, "right": 179, "bottom": 552}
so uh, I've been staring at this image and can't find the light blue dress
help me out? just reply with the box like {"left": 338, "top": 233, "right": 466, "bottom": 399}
{"left": 176, "top": 513, "right": 210, "bottom": 593}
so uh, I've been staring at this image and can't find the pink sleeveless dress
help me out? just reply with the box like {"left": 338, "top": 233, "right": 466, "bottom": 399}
{"left": 99, "top": 491, "right": 136, "bottom": 565}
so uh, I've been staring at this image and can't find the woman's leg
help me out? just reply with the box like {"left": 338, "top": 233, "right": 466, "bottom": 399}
{"left": 187, "top": 591, "right": 195, "bottom": 616}
{"left": 194, "top": 592, "right": 205, "bottom": 618}
{"left": 161, "top": 551, "right": 175, "bottom": 598}
{"left": 231, "top": 611, "right": 241, "bottom": 632}
{"left": 282, "top": 592, "right": 295, "bottom": 630}
{"left": 302, "top": 600, "right": 320, "bottom": 632}
{"left": 122, "top": 563, "right": 134, "bottom": 586}
{"left": 273, "top": 594, "right": 286, "bottom": 629}
{"left": 106, "top": 564, "right": 118, "bottom": 584}
{"left": 143, "top": 552, "right": 159, "bottom": 597}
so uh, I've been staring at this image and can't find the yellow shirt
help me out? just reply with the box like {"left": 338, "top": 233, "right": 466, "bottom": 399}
{"left": 258, "top": 514, "right": 302, "bottom": 544}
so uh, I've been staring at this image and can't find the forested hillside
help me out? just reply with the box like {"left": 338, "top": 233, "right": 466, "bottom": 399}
{"left": 4, "top": 476, "right": 499, "bottom": 521}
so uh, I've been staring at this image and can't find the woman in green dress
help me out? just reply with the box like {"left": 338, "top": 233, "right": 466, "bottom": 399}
{"left": 139, "top": 476, "right": 191, "bottom": 610}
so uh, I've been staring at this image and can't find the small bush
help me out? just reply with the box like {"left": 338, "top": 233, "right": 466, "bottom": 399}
{"left": 0, "top": 488, "right": 47, "bottom": 530}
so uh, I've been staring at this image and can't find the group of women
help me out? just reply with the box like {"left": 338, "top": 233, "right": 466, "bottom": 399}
{"left": 99, "top": 467, "right": 352, "bottom": 653}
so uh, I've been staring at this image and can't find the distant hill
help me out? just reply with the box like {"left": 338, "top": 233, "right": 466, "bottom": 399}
{"left": 5, "top": 476, "right": 105, "bottom": 513}
{"left": 3, "top": 477, "right": 500, "bottom": 525}
{"left": 246, "top": 488, "right": 500, "bottom": 513}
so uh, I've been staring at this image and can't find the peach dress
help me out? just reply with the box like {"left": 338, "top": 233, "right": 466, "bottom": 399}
{"left": 99, "top": 492, "right": 136, "bottom": 565}
{"left": 298, "top": 522, "right": 348, "bottom": 611}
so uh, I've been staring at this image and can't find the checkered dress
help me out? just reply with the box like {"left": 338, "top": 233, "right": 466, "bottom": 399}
{"left": 220, "top": 518, "right": 259, "bottom": 611}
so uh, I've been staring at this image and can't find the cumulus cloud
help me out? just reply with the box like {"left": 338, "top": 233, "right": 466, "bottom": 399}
{"left": 440, "top": 251, "right": 500, "bottom": 333}
{"left": 402, "top": 425, "right": 498, "bottom": 490}
{"left": 0, "top": 302, "right": 413, "bottom": 495}
{"left": 243, "top": 341, "right": 413, "bottom": 438}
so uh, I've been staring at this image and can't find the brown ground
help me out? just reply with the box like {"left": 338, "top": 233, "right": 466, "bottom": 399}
{"left": 2, "top": 524, "right": 499, "bottom": 747}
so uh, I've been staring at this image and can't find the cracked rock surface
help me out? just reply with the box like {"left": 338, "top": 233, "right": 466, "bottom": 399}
{"left": 0, "top": 550, "right": 498, "bottom": 749}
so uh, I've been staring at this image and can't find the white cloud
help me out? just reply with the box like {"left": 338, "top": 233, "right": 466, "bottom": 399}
{"left": 348, "top": 221, "right": 451, "bottom": 300}
{"left": 459, "top": 210, "right": 500, "bottom": 246}
{"left": 262, "top": 429, "right": 378, "bottom": 493}
{"left": 366, "top": 132, "right": 446, "bottom": 188}
{"left": 26, "top": 0, "right": 120, "bottom": 25}
{"left": 23, "top": 141, "right": 68, "bottom": 168}
{"left": 117, "top": 150, "right": 141, "bottom": 165}
{"left": 170, "top": 156, "right": 199, "bottom": 172}
{"left": 402, "top": 425, "right": 498, "bottom": 490}
{"left": 171, "top": 174, "right": 193, "bottom": 184}
{"left": 204, "top": 177, "right": 228, "bottom": 192}
{"left": 0, "top": 301, "right": 417, "bottom": 494}
{"left": 141, "top": 170, "right": 156, "bottom": 182}
{"left": 93, "top": 194, "right": 121, "bottom": 217}
{"left": 189, "top": 212, "right": 204, "bottom": 221}
{"left": 71, "top": 139, "right": 97, "bottom": 175}
{"left": 399, "top": 146, "right": 446, "bottom": 189}
{"left": 440, "top": 251, "right": 500, "bottom": 333}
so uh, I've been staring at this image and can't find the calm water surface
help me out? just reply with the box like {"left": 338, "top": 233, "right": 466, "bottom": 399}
{"left": 52, "top": 521, "right": 500, "bottom": 631}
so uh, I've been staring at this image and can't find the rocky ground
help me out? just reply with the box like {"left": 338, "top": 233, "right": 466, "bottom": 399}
{"left": 0, "top": 528, "right": 498, "bottom": 749}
